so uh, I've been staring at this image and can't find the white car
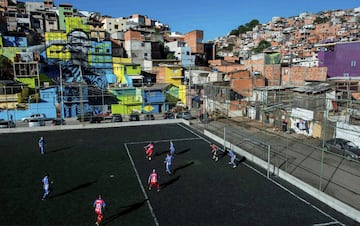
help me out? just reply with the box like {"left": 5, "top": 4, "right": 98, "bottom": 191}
{"left": 21, "top": 113, "right": 46, "bottom": 122}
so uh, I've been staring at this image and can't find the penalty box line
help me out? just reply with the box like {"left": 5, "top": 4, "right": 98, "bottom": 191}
{"left": 125, "top": 137, "right": 202, "bottom": 145}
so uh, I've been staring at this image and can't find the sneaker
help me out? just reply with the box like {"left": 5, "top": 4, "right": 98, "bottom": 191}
{"left": 215, "top": 157, "right": 218, "bottom": 162}
{"left": 149, "top": 187, "right": 151, "bottom": 190}
{"left": 148, "top": 157, "right": 152, "bottom": 160}
{"left": 233, "top": 165, "right": 237, "bottom": 168}
{"left": 157, "top": 189, "right": 160, "bottom": 192}
{"left": 228, "top": 162, "right": 232, "bottom": 164}
{"left": 95, "top": 222, "right": 99, "bottom": 226}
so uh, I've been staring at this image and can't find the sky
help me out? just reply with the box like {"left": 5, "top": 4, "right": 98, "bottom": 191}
{"left": 50, "top": 0, "right": 360, "bottom": 41}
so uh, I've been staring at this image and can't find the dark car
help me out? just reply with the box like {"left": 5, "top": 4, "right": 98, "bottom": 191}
{"left": 129, "top": 112, "right": 140, "bottom": 121}
{"left": 144, "top": 114, "right": 155, "bottom": 120}
{"left": 77, "top": 112, "right": 93, "bottom": 122}
{"left": 163, "top": 112, "right": 175, "bottom": 119}
{"left": 77, "top": 112, "right": 102, "bottom": 123}
{"left": 176, "top": 111, "right": 193, "bottom": 120}
{"left": 324, "top": 138, "right": 360, "bottom": 160}
{"left": 52, "top": 118, "right": 66, "bottom": 125}
{"left": 0, "top": 120, "right": 16, "bottom": 128}
{"left": 111, "top": 114, "right": 123, "bottom": 122}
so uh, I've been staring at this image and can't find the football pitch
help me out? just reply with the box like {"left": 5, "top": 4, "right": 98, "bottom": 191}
{"left": 0, "top": 123, "right": 357, "bottom": 225}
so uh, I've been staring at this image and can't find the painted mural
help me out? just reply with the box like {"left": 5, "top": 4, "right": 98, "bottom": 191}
{"left": 2, "top": 36, "right": 27, "bottom": 47}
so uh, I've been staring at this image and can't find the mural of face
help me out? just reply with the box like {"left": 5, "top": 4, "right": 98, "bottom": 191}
{"left": 66, "top": 30, "right": 91, "bottom": 66}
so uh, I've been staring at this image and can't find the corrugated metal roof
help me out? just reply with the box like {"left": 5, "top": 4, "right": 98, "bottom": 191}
{"left": 291, "top": 83, "right": 332, "bottom": 94}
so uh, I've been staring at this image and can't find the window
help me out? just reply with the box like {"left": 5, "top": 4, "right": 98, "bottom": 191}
{"left": 144, "top": 53, "right": 148, "bottom": 57}
{"left": 141, "top": 43, "right": 145, "bottom": 47}
{"left": 114, "top": 25, "right": 118, "bottom": 29}
{"left": 351, "top": 60, "right": 357, "bottom": 67}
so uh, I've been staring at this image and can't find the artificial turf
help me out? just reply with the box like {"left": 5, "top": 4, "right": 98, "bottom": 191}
{"left": 0, "top": 123, "right": 356, "bottom": 225}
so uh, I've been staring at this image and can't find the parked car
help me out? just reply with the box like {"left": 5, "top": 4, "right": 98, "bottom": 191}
{"left": 111, "top": 114, "right": 123, "bottom": 122}
{"left": 52, "top": 118, "right": 66, "bottom": 125}
{"left": 324, "top": 138, "right": 360, "bottom": 160}
{"left": 21, "top": 113, "right": 46, "bottom": 122}
{"left": 129, "top": 112, "right": 140, "bottom": 121}
{"left": 76, "top": 112, "right": 94, "bottom": 122}
{"left": 28, "top": 118, "right": 45, "bottom": 127}
{"left": 163, "top": 112, "right": 175, "bottom": 119}
{"left": 176, "top": 111, "right": 193, "bottom": 120}
{"left": 0, "top": 120, "right": 16, "bottom": 128}
{"left": 144, "top": 114, "right": 155, "bottom": 120}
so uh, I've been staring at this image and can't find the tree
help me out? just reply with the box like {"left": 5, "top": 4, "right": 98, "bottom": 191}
{"left": 229, "top": 19, "right": 260, "bottom": 36}
{"left": 314, "top": 16, "right": 329, "bottom": 24}
{"left": 252, "top": 40, "right": 271, "bottom": 53}
{"left": 0, "top": 55, "right": 14, "bottom": 80}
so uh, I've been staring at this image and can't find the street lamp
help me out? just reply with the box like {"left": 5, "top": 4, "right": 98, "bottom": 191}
{"left": 59, "top": 65, "right": 64, "bottom": 119}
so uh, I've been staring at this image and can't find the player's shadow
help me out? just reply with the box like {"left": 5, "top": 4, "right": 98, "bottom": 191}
{"left": 48, "top": 146, "right": 73, "bottom": 154}
{"left": 160, "top": 175, "right": 181, "bottom": 189}
{"left": 237, "top": 156, "right": 246, "bottom": 163}
{"left": 102, "top": 199, "right": 147, "bottom": 225}
{"left": 173, "top": 161, "right": 194, "bottom": 174}
{"left": 234, "top": 156, "right": 246, "bottom": 167}
{"left": 154, "top": 149, "right": 169, "bottom": 157}
{"left": 176, "top": 148, "right": 191, "bottom": 155}
{"left": 49, "top": 180, "right": 97, "bottom": 199}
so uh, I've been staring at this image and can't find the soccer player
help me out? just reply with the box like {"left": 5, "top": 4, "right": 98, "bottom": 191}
{"left": 93, "top": 194, "right": 106, "bottom": 226}
{"left": 41, "top": 174, "right": 51, "bottom": 200}
{"left": 210, "top": 143, "right": 219, "bottom": 162}
{"left": 169, "top": 141, "right": 175, "bottom": 157}
{"left": 144, "top": 142, "right": 154, "bottom": 160}
{"left": 164, "top": 153, "right": 173, "bottom": 175}
{"left": 148, "top": 169, "right": 160, "bottom": 192}
{"left": 228, "top": 148, "right": 237, "bottom": 168}
{"left": 38, "top": 136, "right": 45, "bottom": 155}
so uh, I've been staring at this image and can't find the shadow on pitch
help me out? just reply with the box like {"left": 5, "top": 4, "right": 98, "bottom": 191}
{"left": 102, "top": 199, "right": 147, "bottom": 225}
{"left": 173, "top": 161, "right": 194, "bottom": 174}
{"left": 48, "top": 146, "right": 73, "bottom": 154}
{"left": 176, "top": 148, "right": 191, "bottom": 155}
{"left": 49, "top": 180, "right": 97, "bottom": 199}
{"left": 154, "top": 149, "right": 169, "bottom": 157}
{"left": 160, "top": 175, "right": 181, "bottom": 189}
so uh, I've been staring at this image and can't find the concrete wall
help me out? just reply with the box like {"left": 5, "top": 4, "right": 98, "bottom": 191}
{"left": 204, "top": 129, "right": 360, "bottom": 223}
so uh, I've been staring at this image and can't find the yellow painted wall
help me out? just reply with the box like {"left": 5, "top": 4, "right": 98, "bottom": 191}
{"left": 0, "top": 36, "right": 3, "bottom": 55}
{"left": 178, "top": 84, "right": 187, "bottom": 105}
{"left": 45, "top": 32, "right": 70, "bottom": 60}
{"left": 2, "top": 47, "right": 24, "bottom": 62}
{"left": 165, "top": 67, "right": 182, "bottom": 87}
{"left": 65, "top": 17, "right": 90, "bottom": 33}
{"left": 111, "top": 103, "right": 142, "bottom": 115}
{"left": 113, "top": 58, "right": 132, "bottom": 84}
{"left": 113, "top": 57, "right": 132, "bottom": 64}
{"left": 16, "top": 77, "right": 37, "bottom": 89}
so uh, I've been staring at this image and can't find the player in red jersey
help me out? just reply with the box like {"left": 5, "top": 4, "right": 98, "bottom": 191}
{"left": 93, "top": 194, "right": 106, "bottom": 225}
{"left": 148, "top": 169, "right": 160, "bottom": 192}
{"left": 144, "top": 142, "right": 154, "bottom": 160}
{"left": 210, "top": 143, "right": 219, "bottom": 161}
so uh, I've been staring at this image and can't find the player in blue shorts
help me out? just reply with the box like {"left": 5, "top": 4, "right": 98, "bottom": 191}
{"left": 169, "top": 141, "right": 175, "bottom": 157}
{"left": 38, "top": 137, "right": 45, "bottom": 155}
{"left": 41, "top": 174, "right": 52, "bottom": 200}
{"left": 164, "top": 153, "right": 173, "bottom": 175}
{"left": 228, "top": 148, "right": 237, "bottom": 168}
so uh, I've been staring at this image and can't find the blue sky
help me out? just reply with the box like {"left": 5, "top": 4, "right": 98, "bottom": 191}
{"left": 53, "top": 0, "right": 360, "bottom": 41}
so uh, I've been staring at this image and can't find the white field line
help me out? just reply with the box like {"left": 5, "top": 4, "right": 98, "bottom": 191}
{"left": 243, "top": 162, "right": 345, "bottom": 226}
{"left": 124, "top": 143, "right": 159, "bottom": 226}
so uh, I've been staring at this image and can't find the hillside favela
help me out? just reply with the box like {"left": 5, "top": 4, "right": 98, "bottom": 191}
{"left": 0, "top": 0, "right": 360, "bottom": 224}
